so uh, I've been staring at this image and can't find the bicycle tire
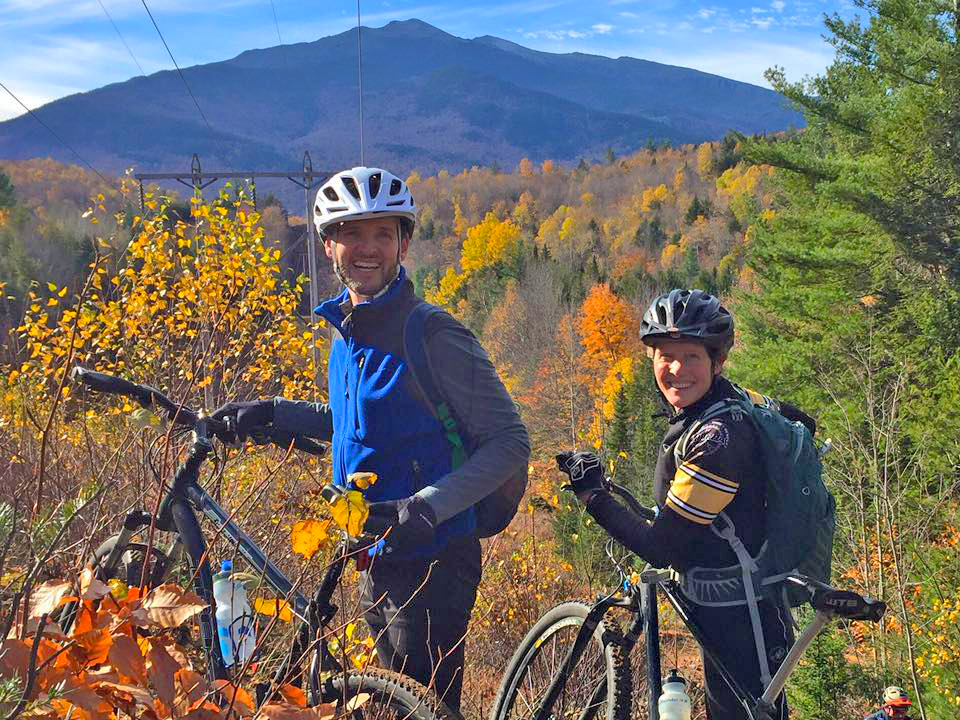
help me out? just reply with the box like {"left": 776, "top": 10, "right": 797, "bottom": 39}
{"left": 58, "top": 536, "right": 172, "bottom": 632}
{"left": 491, "top": 602, "right": 631, "bottom": 720}
{"left": 329, "top": 666, "right": 459, "bottom": 720}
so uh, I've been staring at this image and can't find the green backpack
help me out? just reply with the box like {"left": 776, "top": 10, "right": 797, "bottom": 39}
{"left": 676, "top": 385, "right": 836, "bottom": 607}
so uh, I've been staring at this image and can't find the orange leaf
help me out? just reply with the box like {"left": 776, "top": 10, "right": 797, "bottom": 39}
{"left": 141, "top": 584, "right": 207, "bottom": 628}
{"left": 93, "top": 680, "right": 155, "bottom": 710}
{"left": 29, "top": 580, "right": 73, "bottom": 618}
{"left": 212, "top": 680, "right": 255, "bottom": 717}
{"left": 278, "top": 684, "right": 307, "bottom": 708}
{"left": 75, "top": 628, "right": 112, "bottom": 666}
{"left": 174, "top": 668, "right": 209, "bottom": 712}
{"left": 146, "top": 638, "right": 181, "bottom": 708}
{"left": 258, "top": 704, "right": 334, "bottom": 720}
{"left": 0, "top": 639, "right": 31, "bottom": 679}
{"left": 108, "top": 632, "right": 147, "bottom": 684}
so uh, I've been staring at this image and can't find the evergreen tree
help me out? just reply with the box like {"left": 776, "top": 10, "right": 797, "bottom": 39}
{"left": 0, "top": 171, "right": 14, "bottom": 209}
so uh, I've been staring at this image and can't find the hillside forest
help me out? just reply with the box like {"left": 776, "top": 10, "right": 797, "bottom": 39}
{"left": 1, "top": 2, "right": 959, "bottom": 719}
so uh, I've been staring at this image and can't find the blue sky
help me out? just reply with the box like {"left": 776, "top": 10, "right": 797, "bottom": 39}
{"left": 0, "top": 0, "right": 857, "bottom": 121}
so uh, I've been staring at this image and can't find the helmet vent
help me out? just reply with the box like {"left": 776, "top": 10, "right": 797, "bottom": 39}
{"left": 389, "top": 179, "right": 403, "bottom": 196}
{"left": 342, "top": 176, "right": 361, "bottom": 200}
{"left": 368, "top": 172, "right": 382, "bottom": 199}
{"left": 385, "top": 200, "right": 406, "bottom": 207}
{"left": 323, "top": 187, "right": 339, "bottom": 202}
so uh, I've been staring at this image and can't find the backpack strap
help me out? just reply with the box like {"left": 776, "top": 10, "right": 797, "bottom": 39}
{"left": 712, "top": 513, "right": 773, "bottom": 689}
{"left": 402, "top": 302, "right": 468, "bottom": 470}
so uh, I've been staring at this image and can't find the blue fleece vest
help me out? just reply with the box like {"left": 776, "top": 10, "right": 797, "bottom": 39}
{"left": 314, "top": 270, "right": 477, "bottom": 556}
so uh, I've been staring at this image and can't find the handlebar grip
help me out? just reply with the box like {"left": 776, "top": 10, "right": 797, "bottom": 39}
{"left": 72, "top": 366, "right": 143, "bottom": 398}
{"left": 607, "top": 481, "right": 657, "bottom": 521}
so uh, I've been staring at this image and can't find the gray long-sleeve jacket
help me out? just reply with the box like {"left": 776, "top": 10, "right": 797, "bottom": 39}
{"left": 271, "top": 278, "right": 529, "bottom": 525}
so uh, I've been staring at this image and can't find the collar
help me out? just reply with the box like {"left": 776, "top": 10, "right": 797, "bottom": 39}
{"left": 314, "top": 266, "right": 410, "bottom": 334}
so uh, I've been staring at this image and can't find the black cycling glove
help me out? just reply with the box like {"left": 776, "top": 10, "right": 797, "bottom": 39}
{"left": 556, "top": 451, "right": 605, "bottom": 495}
{"left": 364, "top": 496, "right": 437, "bottom": 551}
{"left": 211, "top": 400, "right": 274, "bottom": 443}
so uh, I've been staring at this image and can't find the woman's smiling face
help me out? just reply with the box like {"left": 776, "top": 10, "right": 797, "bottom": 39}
{"left": 652, "top": 339, "right": 723, "bottom": 410}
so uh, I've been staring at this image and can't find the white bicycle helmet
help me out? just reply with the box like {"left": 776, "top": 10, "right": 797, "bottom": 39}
{"left": 314, "top": 166, "right": 416, "bottom": 236}
{"left": 883, "top": 687, "right": 910, "bottom": 706}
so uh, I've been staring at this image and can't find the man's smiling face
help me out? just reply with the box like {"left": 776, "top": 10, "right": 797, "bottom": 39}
{"left": 323, "top": 217, "right": 409, "bottom": 302}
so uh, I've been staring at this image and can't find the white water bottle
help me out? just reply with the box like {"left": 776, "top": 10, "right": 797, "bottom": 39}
{"left": 213, "top": 560, "right": 256, "bottom": 667}
{"left": 658, "top": 669, "right": 692, "bottom": 720}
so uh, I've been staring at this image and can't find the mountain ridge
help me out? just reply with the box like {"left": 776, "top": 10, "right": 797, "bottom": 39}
{"left": 0, "top": 19, "right": 801, "bottom": 176}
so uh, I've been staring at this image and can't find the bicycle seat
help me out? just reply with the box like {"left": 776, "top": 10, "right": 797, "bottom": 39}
{"left": 810, "top": 588, "right": 886, "bottom": 621}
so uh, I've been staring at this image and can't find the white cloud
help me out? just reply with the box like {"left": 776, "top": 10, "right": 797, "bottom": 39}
{"left": 771, "top": 0, "right": 786, "bottom": 10}
{"left": 618, "top": 11, "right": 638, "bottom": 18}
{"left": 592, "top": 23, "right": 613, "bottom": 33}
{"left": 648, "top": 40, "right": 833, "bottom": 86}
{"left": 697, "top": 9, "right": 715, "bottom": 19}
{"left": 752, "top": 17, "right": 773, "bottom": 29}
{"left": 0, "top": 36, "right": 147, "bottom": 120}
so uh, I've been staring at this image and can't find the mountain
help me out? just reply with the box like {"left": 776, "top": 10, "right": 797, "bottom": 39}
{"left": 0, "top": 19, "right": 801, "bottom": 177}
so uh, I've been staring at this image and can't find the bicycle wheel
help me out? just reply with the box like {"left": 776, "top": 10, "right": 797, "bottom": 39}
{"left": 491, "top": 602, "right": 631, "bottom": 720}
{"left": 329, "top": 667, "right": 459, "bottom": 720}
{"left": 58, "top": 536, "right": 173, "bottom": 632}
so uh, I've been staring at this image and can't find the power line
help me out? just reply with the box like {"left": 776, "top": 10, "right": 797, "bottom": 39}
{"left": 139, "top": 0, "right": 215, "bottom": 135}
{"left": 356, "top": 0, "right": 364, "bottom": 165}
{"left": 269, "top": 0, "right": 282, "bottom": 45}
{"left": 0, "top": 79, "right": 116, "bottom": 190}
{"left": 95, "top": 0, "right": 146, "bottom": 77}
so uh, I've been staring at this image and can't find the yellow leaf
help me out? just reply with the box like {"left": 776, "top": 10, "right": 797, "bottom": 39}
{"left": 347, "top": 471, "right": 377, "bottom": 490}
{"left": 253, "top": 597, "right": 292, "bottom": 623}
{"left": 328, "top": 491, "right": 369, "bottom": 537}
{"left": 47, "top": 282, "right": 57, "bottom": 292}
{"left": 129, "top": 408, "right": 161, "bottom": 431}
{"left": 290, "top": 519, "right": 330, "bottom": 559}
{"left": 57, "top": 286, "right": 68, "bottom": 297}
{"left": 345, "top": 622, "right": 356, "bottom": 641}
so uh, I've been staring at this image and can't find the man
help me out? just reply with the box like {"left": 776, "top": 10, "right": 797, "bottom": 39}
{"left": 865, "top": 687, "right": 914, "bottom": 720}
{"left": 215, "top": 167, "right": 530, "bottom": 711}
{"left": 557, "top": 289, "right": 816, "bottom": 720}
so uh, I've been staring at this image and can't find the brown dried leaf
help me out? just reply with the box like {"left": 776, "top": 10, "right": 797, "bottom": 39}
{"left": 29, "top": 580, "right": 73, "bottom": 618}
{"left": 278, "top": 684, "right": 307, "bottom": 708}
{"left": 79, "top": 568, "right": 112, "bottom": 602}
{"left": 182, "top": 701, "right": 225, "bottom": 720}
{"left": 343, "top": 693, "right": 369, "bottom": 712}
{"left": 174, "top": 668, "right": 209, "bottom": 713}
{"left": 211, "top": 680, "right": 255, "bottom": 717}
{"left": 108, "top": 632, "right": 147, "bottom": 684}
{"left": 258, "top": 704, "right": 333, "bottom": 720}
{"left": 142, "top": 585, "right": 207, "bottom": 628}
{"left": 94, "top": 680, "right": 155, "bottom": 708}
{"left": 0, "top": 639, "right": 32, "bottom": 679}
{"left": 75, "top": 628, "right": 112, "bottom": 666}
{"left": 11, "top": 615, "right": 68, "bottom": 640}
{"left": 146, "top": 638, "right": 181, "bottom": 708}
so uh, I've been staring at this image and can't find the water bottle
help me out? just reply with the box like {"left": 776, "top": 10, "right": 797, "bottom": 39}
{"left": 658, "top": 669, "right": 691, "bottom": 720}
{"left": 213, "top": 560, "right": 256, "bottom": 667}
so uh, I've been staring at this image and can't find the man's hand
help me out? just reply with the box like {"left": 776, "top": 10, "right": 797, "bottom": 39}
{"left": 211, "top": 400, "right": 274, "bottom": 443}
{"left": 363, "top": 496, "right": 437, "bottom": 551}
{"left": 556, "top": 451, "right": 604, "bottom": 500}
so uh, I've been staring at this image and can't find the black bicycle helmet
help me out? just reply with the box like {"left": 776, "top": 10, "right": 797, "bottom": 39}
{"left": 640, "top": 288, "right": 734, "bottom": 355}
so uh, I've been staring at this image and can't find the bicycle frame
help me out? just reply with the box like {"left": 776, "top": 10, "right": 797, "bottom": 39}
{"left": 525, "top": 482, "right": 884, "bottom": 720}
{"left": 102, "top": 427, "right": 348, "bottom": 701}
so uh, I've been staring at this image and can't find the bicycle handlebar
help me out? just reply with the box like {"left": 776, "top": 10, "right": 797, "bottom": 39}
{"left": 600, "top": 478, "right": 886, "bottom": 623}
{"left": 71, "top": 366, "right": 325, "bottom": 456}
